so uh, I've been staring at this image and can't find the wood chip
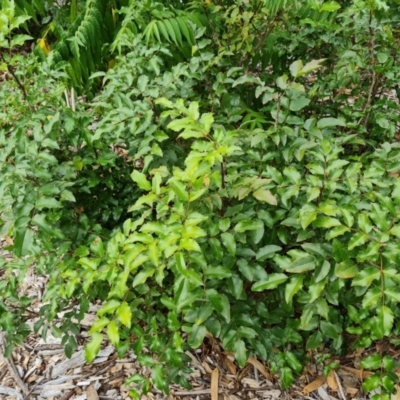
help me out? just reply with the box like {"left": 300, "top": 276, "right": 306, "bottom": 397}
{"left": 303, "top": 375, "right": 325, "bottom": 394}
{"left": 327, "top": 370, "right": 338, "bottom": 391}
{"left": 211, "top": 368, "right": 219, "bottom": 400}
{"left": 87, "top": 384, "right": 100, "bottom": 400}
{"left": 247, "top": 357, "right": 272, "bottom": 381}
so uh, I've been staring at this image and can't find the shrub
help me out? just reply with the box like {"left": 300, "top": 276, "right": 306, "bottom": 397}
{"left": 1, "top": 0, "right": 400, "bottom": 398}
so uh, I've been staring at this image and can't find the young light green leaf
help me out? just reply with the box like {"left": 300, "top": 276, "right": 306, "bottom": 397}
{"left": 85, "top": 333, "right": 103, "bottom": 363}
{"left": 107, "top": 320, "right": 120, "bottom": 346}
{"left": 116, "top": 302, "right": 132, "bottom": 328}
{"left": 131, "top": 170, "right": 151, "bottom": 191}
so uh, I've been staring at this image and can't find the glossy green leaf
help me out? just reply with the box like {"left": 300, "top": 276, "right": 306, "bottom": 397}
{"left": 131, "top": 170, "right": 152, "bottom": 190}
{"left": 234, "top": 220, "right": 263, "bottom": 233}
{"left": 285, "top": 275, "right": 304, "bottom": 303}
{"left": 256, "top": 245, "right": 282, "bottom": 261}
{"left": 251, "top": 273, "right": 288, "bottom": 291}
{"left": 234, "top": 339, "right": 247, "bottom": 367}
{"left": 188, "top": 324, "right": 206, "bottom": 348}
{"left": 221, "top": 232, "right": 236, "bottom": 256}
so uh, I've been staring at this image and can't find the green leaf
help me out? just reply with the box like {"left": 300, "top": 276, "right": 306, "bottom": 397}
{"left": 320, "top": 1, "right": 341, "bottom": 11}
{"left": 362, "top": 375, "right": 381, "bottom": 392}
{"left": 169, "top": 178, "right": 189, "bottom": 201}
{"left": 285, "top": 351, "right": 303, "bottom": 373}
{"left": 361, "top": 354, "right": 382, "bottom": 370}
{"left": 256, "top": 245, "right": 282, "bottom": 261}
{"left": 137, "top": 75, "right": 149, "bottom": 92}
{"left": 285, "top": 275, "right": 304, "bottom": 303}
{"left": 131, "top": 170, "right": 151, "bottom": 191}
{"left": 116, "top": 302, "right": 132, "bottom": 328}
{"left": 36, "top": 197, "right": 63, "bottom": 209}
{"left": 289, "top": 96, "right": 310, "bottom": 111}
{"left": 107, "top": 320, "right": 119, "bottom": 346}
{"left": 206, "top": 289, "right": 223, "bottom": 313}
{"left": 320, "top": 321, "right": 339, "bottom": 339}
{"left": 306, "top": 331, "right": 323, "bottom": 350}
{"left": 285, "top": 256, "right": 316, "bottom": 273}
{"left": 348, "top": 232, "right": 367, "bottom": 250}
{"left": 234, "top": 339, "right": 247, "bottom": 367}
{"left": 97, "top": 299, "right": 121, "bottom": 316}
{"left": 289, "top": 60, "right": 303, "bottom": 78}
{"left": 234, "top": 220, "right": 263, "bottom": 233}
{"left": 377, "top": 305, "right": 394, "bottom": 337}
{"left": 317, "top": 118, "right": 346, "bottom": 128}
{"left": 253, "top": 189, "right": 277, "bottom": 205}
{"left": 152, "top": 364, "right": 168, "bottom": 392}
{"left": 132, "top": 267, "right": 155, "bottom": 288}
{"left": 335, "top": 260, "right": 358, "bottom": 278}
{"left": 85, "top": 333, "right": 103, "bottom": 363}
{"left": 384, "top": 288, "right": 400, "bottom": 303}
{"left": 188, "top": 324, "right": 206, "bottom": 348}
{"left": 221, "top": 232, "right": 236, "bottom": 256}
{"left": 280, "top": 367, "right": 294, "bottom": 390}
{"left": 148, "top": 241, "right": 159, "bottom": 267}
{"left": 14, "top": 228, "right": 34, "bottom": 257}
{"left": 300, "top": 59, "right": 326, "bottom": 75}
{"left": 313, "top": 217, "right": 341, "bottom": 228}
{"left": 326, "top": 225, "right": 350, "bottom": 240}
{"left": 352, "top": 268, "right": 380, "bottom": 287}
{"left": 362, "top": 287, "right": 382, "bottom": 308}
{"left": 251, "top": 273, "right": 288, "bottom": 291}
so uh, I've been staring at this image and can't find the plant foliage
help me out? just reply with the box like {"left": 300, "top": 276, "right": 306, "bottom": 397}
{"left": 2, "top": 0, "right": 400, "bottom": 398}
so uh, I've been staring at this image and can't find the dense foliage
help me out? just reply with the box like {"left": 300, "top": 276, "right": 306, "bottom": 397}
{"left": 1, "top": 0, "right": 400, "bottom": 398}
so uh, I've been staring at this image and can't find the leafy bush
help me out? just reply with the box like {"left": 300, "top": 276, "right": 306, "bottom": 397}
{"left": 2, "top": 0, "right": 400, "bottom": 399}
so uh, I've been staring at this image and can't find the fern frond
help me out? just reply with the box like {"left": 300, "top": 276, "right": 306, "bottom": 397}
{"left": 143, "top": 13, "right": 205, "bottom": 46}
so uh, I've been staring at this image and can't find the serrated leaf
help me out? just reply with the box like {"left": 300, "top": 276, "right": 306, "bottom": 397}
{"left": 116, "top": 302, "right": 132, "bottom": 328}
{"left": 169, "top": 178, "right": 189, "bottom": 201}
{"left": 97, "top": 299, "right": 121, "bottom": 316}
{"left": 348, "top": 232, "right": 367, "bottom": 250}
{"left": 85, "top": 333, "right": 103, "bottom": 363}
{"left": 132, "top": 267, "right": 155, "bottom": 288}
{"left": 335, "top": 260, "right": 358, "bottom": 278}
{"left": 206, "top": 289, "right": 223, "bottom": 313}
{"left": 131, "top": 170, "right": 151, "bottom": 190}
{"left": 362, "top": 287, "right": 382, "bottom": 308}
{"left": 107, "top": 320, "right": 119, "bottom": 346}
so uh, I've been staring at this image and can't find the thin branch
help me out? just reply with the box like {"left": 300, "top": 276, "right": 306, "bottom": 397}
{"left": 240, "top": 10, "right": 283, "bottom": 66}
{"left": 0, "top": 53, "right": 27, "bottom": 101}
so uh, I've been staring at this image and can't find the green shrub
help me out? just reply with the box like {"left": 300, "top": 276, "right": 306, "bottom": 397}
{"left": 2, "top": 0, "right": 400, "bottom": 398}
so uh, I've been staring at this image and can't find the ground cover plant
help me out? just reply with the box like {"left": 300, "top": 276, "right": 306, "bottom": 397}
{"left": 1, "top": 0, "right": 400, "bottom": 398}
